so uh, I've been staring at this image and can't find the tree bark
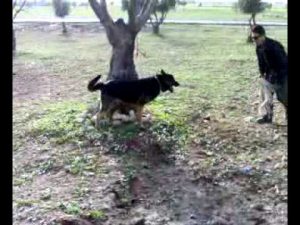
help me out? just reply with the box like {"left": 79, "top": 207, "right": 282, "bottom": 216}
{"left": 150, "top": 11, "right": 161, "bottom": 35}
{"left": 247, "top": 15, "right": 254, "bottom": 43}
{"left": 152, "top": 23, "right": 159, "bottom": 34}
{"left": 105, "top": 18, "right": 138, "bottom": 81}
{"left": 252, "top": 13, "right": 256, "bottom": 25}
{"left": 62, "top": 21, "right": 67, "bottom": 34}
{"left": 108, "top": 31, "right": 138, "bottom": 80}
{"left": 13, "top": 29, "right": 16, "bottom": 57}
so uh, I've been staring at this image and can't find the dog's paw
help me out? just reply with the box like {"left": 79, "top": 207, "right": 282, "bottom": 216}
{"left": 112, "top": 120, "right": 122, "bottom": 126}
{"left": 142, "top": 114, "right": 152, "bottom": 123}
{"left": 95, "top": 119, "right": 110, "bottom": 128}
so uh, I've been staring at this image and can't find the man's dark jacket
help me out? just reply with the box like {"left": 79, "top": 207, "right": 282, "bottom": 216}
{"left": 256, "top": 37, "right": 288, "bottom": 84}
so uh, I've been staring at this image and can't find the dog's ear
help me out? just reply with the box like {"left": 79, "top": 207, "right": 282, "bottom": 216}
{"left": 161, "top": 69, "right": 166, "bottom": 75}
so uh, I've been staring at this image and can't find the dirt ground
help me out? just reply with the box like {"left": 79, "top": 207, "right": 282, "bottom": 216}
{"left": 13, "top": 25, "right": 287, "bottom": 225}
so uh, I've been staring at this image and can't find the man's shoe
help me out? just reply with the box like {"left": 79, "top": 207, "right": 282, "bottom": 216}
{"left": 256, "top": 115, "right": 272, "bottom": 124}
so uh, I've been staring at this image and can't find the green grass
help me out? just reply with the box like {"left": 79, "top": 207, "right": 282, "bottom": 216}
{"left": 87, "top": 210, "right": 106, "bottom": 220}
{"left": 26, "top": 101, "right": 90, "bottom": 144}
{"left": 15, "top": 24, "right": 287, "bottom": 149}
{"left": 17, "top": 5, "right": 287, "bottom": 22}
{"left": 13, "top": 22, "right": 287, "bottom": 225}
{"left": 58, "top": 201, "right": 81, "bottom": 215}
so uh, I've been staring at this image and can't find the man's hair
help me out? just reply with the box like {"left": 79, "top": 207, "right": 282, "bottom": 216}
{"left": 251, "top": 25, "right": 266, "bottom": 36}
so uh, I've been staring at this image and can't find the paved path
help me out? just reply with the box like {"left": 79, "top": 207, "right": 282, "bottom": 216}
{"left": 14, "top": 17, "right": 287, "bottom": 26}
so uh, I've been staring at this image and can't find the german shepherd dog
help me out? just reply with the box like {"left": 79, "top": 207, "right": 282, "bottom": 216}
{"left": 88, "top": 69, "right": 180, "bottom": 125}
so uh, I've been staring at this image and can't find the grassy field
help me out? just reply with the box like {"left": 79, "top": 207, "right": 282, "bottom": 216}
{"left": 13, "top": 24, "right": 287, "bottom": 225}
{"left": 18, "top": 4, "right": 287, "bottom": 21}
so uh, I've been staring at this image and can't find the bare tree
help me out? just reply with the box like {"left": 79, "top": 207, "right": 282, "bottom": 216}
{"left": 13, "top": 0, "right": 27, "bottom": 56}
{"left": 52, "top": 0, "right": 71, "bottom": 34}
{"left": 89, "top": 0, "right": 155, "bottom": 81}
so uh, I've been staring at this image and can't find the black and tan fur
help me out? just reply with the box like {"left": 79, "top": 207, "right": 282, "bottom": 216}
{"left": 88, "top": 69, "right": 180, "bottom": 125}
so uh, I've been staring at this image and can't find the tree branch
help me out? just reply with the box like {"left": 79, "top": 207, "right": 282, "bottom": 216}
{"left": 88, "top": 0, "right": 114, "bottom": 27}
{"left": 127, "top": 0, "right": 136, "bottom": 27}
{"left": 153, "top": 11, "right": 159, "bottom": 24}
{"left": 13, "top": 0, "right": 27, "bottom": 20}
{"left": 13, "top": 0, "right": 17, "bottom": 10}
{"left": 134, "top": 0, "right": 155, "bottom": 32}
{"left": 89, "top": 0, "right": 120, "bottom": 44}
{"left": 160, "top": 11, "right": 167, "bottom": 24}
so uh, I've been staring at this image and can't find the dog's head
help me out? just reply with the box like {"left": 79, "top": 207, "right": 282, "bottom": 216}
{"left": 156, "top": 69, "right": 180, "bottom": 92}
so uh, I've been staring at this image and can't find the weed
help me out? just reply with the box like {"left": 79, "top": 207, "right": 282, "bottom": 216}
{"left": 58, "top": 201, "right": 81, "bottom": 215}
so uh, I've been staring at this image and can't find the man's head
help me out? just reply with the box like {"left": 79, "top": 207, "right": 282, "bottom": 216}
{"left": 251, "top": 25, "right": 266, "bottom": 46}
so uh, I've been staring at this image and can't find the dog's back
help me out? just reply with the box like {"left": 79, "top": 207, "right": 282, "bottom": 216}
{"left": 101, "top": 77, "right": 161, "bottom": 104}
{"left": 88, "top": 70, "right": 179, "bottom": 105}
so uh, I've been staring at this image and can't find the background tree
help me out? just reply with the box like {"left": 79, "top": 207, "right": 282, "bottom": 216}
{"left": 122, "top": 0, "right": 176, "bottom": 35}
{"left": 52, "top": 0, "right": 71, "bottom": 34}
{"left": 13, "top": 0, "right": 27, "bottom": 57}
{"left": 149, "top": 0, "right": 176, "bottom": 34}
{"left": 234, "top": 0, "right": 267, "bottom": 42}
{"left": 176, "top": 0, "right": 187, "bottom": 6}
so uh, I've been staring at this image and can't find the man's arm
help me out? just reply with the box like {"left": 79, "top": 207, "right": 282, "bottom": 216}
{"left": 256, "top": 48, "right": 266, "bottom": 77}
{"left": 269, "top": 42, "right": 287, "bottom": 73}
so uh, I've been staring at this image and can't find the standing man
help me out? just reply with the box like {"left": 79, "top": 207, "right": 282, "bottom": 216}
{"left": 251, "top": 25, "right": 288, "bottom": 124}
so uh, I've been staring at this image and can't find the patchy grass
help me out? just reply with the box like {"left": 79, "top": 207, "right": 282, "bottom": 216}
{"left": 13, "top": 24, "right": 287, "bottom": 225}
{"left": 26, "top": 101, "right": 90, "bottom": 144}
{"left": 87, "top": 210, "right": 106, "bottom": 220}
{"left": 16, "top": 199, "right": 40, "bottom": 208}
{"left": 58, "top": 201, "right": 82, "bottom": 215}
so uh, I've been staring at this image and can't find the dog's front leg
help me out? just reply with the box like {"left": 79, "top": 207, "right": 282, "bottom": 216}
{"left": 95, "top": 111, "right": 107, "bottom": 127}
{"left": 135, "top": 105, "right": 144, "bottom": 124}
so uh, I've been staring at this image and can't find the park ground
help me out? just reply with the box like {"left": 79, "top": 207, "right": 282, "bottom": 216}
{"left": 17, "top": 4, "right": 287, "bottom": 22}
{"left": 13, "top": 23, "right": 287, "bottom": 225}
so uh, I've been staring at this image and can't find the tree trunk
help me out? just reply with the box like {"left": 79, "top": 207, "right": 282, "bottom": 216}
{"left": 252, "top": 13, "right": 256, "bottom": 26}
{"left": 152, "top": 23, "right": 160, "bottom": 35}
{"left": 107, "top": 29, "right": 138, "bottom": 81}
{"left": 247, "top": 16, "right": 253, "bottom": 43}
{"left": 62, "top": 21, "right": 67, "bottom": 34}
{"left": 13, "top": 29, "right": 16, "bottom": 57}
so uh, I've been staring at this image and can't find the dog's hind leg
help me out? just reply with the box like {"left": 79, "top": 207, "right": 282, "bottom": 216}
{"left": 135, "top": 105, "right": 144, "bottom": 124}
{"left": 95, "top": 98, "right": 109, "bottom": 127}
{"left": 106, "top": 100, "right": 122, "bottom": 123}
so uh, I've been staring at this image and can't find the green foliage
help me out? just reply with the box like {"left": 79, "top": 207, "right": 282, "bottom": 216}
{"left": 52, "top": 0, "right": 70, "bottom": 18}
{"left": 236, "top": 0, "right": 266, "bottom": 14}
{"left": 87, "top": 210, "right": 106, "bottom": 219}
{"left": 154, "top": 0, "right": 176, "bottom": 13}
{"left": 176, "top": 0, "right": 187, "bottom": 6}
{"left": 64, "top": 154, "right": 98, "bottom": 175}
{"left": 121, "top": 0, "right": 176, "bottom": 23}
{"left": 150, "top": 120, "right": 189, "bottom": 153}
{"left": 27, "top": 101, "right": 101, "bottom": 144}
{"left": 59, "top": 201, "right": 81, "bottom": 215}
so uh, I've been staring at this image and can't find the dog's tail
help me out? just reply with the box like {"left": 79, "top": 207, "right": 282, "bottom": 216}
{"left": 87, "top": 75, "right": 104, "bottom": 92}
